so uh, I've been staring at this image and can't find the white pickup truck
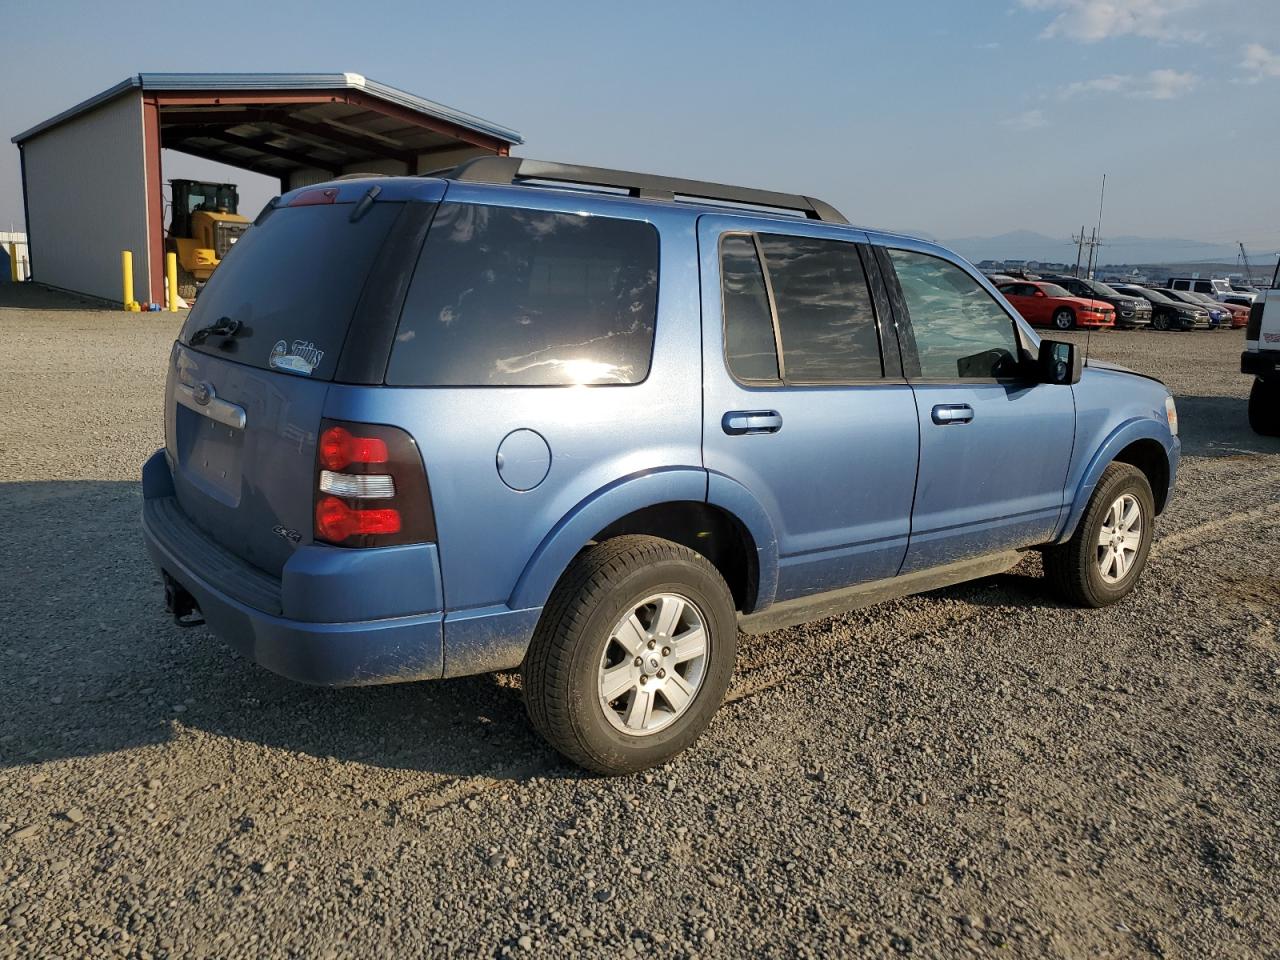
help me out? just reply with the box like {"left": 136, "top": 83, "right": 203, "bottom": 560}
{"left": 1243, "top": 261, "right": 1280, "bottom": 435}
{"left": 1170, "top": 276, "right": 1256, "bottom": 308}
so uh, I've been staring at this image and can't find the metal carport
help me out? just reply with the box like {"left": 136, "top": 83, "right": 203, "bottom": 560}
{"left": 12, "top": 73, "right": 522, "bottom": 304}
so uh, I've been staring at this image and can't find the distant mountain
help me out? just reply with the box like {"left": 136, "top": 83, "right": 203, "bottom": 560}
{"left": 945, "top": 231, "right": 1248, "bottom": 266}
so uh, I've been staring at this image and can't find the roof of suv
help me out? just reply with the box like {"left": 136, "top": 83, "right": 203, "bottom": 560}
{"left": 277, "top": 157, "right": 970, "bottom": 267}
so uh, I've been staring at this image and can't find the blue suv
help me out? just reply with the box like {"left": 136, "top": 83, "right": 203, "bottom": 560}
{"left": 142, "top": 158, "right": 1180, "bottom": 774}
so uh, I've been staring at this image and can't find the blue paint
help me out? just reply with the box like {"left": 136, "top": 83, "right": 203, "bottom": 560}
{"left": 142, "top": 171, "right": 1179, "bottom": 689}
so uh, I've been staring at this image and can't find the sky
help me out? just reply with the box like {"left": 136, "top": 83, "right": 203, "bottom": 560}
{"left": 1, "top": 0, "right": 1278, "bottom": 259}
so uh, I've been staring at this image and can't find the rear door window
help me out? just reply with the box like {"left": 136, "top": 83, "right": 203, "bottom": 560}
{"left": 179, "top": 202, "right": 403, "bottom": 380}
{"left": 387, "top": 203, "right": 659, "bottom": 386}
{"left": 759, "top": 234, "right": 883, "bottom": 382}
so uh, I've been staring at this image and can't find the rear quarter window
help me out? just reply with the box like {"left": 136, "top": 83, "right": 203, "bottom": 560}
{"left": 179, "top": 203, "right": 403, "bottom": 381}
{"left": 387, "top": 203, "right": 659, "bottom": 386}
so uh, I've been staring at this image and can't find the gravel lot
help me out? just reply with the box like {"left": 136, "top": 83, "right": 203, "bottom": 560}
{"left": 2, "top": 283, "right": 1278, "bottom": 959}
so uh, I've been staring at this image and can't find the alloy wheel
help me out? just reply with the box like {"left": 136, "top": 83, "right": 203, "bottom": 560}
{"left": 598, "top": 593, "right": 709, "bottom": 736}
{"left": 1097, "top": 493, "right": 1142, "bottom": 584}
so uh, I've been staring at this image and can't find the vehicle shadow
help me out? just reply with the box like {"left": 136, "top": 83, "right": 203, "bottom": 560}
{"left": 0, "top": 480, "right": 569, "bottom": 783}
{"left": 1174, "top": 394, "right": 1280, "bottom": 459}
{"left": 0, "top": 282, "right": 123, "bottom": 313}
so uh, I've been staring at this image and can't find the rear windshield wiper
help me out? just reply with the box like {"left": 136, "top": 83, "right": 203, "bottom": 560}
{"left": 189, "top": 317, "right": 242, "bottom": 345}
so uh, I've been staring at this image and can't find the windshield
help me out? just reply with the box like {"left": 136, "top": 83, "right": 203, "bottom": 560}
{"left": 1126, "top": 287, "right": 1173, "bottom": 305}
{"left": 1040, "top": 283, "right": 1071, "bottom": 297}
{"left": 179, "top": 201, "right": 404, "bottom": 380}
{"left": 1076, "top": 278, "right": 1119, "bottom": 297}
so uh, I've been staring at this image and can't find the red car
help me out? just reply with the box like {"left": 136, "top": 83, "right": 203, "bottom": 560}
{"left": 997, "top": 280, "right": 1116, "bottom": 330}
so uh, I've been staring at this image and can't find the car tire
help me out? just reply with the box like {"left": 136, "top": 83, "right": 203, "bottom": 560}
{"left": 1052, "top": 308, "right": 1075, "bottom": 330}
{"left": 1043, "top": 462, "right": 1155, "bottom": 609}
{"left": 1151, "top": 313, "right": 1169, "bottom": 331}
{"left": 522, "top": 535, "right": 738, "bottom": 775}
{"left": 1248, "top": 378, "right": 1280, "bottom": 437}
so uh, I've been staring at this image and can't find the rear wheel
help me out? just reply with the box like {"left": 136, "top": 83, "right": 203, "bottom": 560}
{"left": 1052, "top": 308, "right": 1075, "bottom": 330}
{"left": 522, "top": 536, "right": 737, "bottom": 775}
{"left": 1043, "top": 462, "right": 1155, "bottom": 608}
{"left": 1249, "top": 378, "right": 1280, "bottom": 436}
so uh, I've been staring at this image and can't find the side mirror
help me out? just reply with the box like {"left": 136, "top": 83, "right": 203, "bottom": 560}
{"left": 1037, "top": 339, "right": 1082, "bottom": 385}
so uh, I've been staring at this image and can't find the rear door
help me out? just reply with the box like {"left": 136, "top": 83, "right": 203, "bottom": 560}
{"left": 880, "top": 245, "right": 1075, "bottom": 571}
{"left": 698, "top": 215, "right": 919, "bottom": 601}
{"left": 166, "top": 192, "right": 418, "bottom": 575}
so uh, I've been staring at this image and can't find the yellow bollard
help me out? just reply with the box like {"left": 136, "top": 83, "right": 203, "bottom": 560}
{"left": 166, "top": 252, "right": 179, "bottom": 312}
{"left": 8, "top": 243, "right": 16, "bottom": 283}
{"left": 122, "top": 250, "right": 135, "bottom": 310}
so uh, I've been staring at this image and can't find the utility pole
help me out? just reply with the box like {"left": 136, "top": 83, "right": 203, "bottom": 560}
{"left": 1072, "top": 225, "right": 1087, "bottom": 277}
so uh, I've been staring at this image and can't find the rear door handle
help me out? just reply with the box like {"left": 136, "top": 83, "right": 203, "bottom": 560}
{"left": 931, "top": 403, "right": 974, "bottom": 425}
{"left": 722, "top": 410, "right": 783, "bottom": 435}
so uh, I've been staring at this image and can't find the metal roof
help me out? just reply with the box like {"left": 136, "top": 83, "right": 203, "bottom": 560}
{"left": 12, "top": 73, "right": 522, "bottom": 146}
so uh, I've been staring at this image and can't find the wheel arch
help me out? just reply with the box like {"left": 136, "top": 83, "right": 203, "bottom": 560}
{"left": 507, "top": 469, "right": 778, "bottom": 615}
{"left": 1055, "top": 419, "right": 1177, "bottom": 543}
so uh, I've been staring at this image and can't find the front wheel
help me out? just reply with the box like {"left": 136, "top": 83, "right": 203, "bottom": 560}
{"left": 1249, "top": 378, "right": 1280, "bottom": 436}
{"left": 1043, "top": 462, "right": 1155, "bottom": 608}
{"left": 1052, "top": 308, "right": 1076, "bottom": 330}
{"left": 1151, "top": 313, "right": 1170, "bottom": 331}
{"left": 522, "top": 536, "right": 738, "bottom": 775}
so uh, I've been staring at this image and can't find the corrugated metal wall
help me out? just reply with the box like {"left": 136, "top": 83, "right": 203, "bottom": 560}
{"left": 21, "top": 91, "right": 151, "bottom": 302}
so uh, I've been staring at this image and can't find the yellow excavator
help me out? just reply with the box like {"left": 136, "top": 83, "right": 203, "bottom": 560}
{"left": 167, "top": 180, "right": 250, "bottom": 299}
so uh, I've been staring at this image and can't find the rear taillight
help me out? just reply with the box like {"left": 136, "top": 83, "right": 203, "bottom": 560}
{"left": 1247, "top": 301, "right": 1264, "bottom": 341}
{"left": 313, "top": 420, "right": 436, "bottom": 548}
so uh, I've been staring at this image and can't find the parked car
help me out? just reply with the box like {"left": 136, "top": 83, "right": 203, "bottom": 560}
{"left": 1040, "top": 274, "right": 1152, "bottom": 329}
{"left": 1243, "top": 261, "right": 1280, "bottom": 435}
{"left": 1168, "top": 276, "right": 1255, "bottom": 307}
{"left": 141, "top": 158, "right": 1180, "bottom": 774}
{"left": 1158, "top": 288, "right": 1231, "bottom": 329}
{"left": 1184, "top": 290, "right": 1249, "bottom": 328}
{"left": 996, "top": 280, "right": 1116, "bottom": 330}
{"left": 1111, "top": 284, "right": 1210, "bottom": 331}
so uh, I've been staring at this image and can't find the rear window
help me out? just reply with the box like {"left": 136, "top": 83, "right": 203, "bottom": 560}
{"left": 179, "top": 203, "right": 403, "bottom": 380}
{"left": 387, "top": 203, "right": 659, "bottom": 386}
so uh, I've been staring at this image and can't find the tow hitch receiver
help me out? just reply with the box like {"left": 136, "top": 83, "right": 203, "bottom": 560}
{"left": 164, "top": 573, "right": 206, "bottom": 628}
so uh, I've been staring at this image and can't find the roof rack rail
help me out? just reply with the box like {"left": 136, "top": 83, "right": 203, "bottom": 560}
{"left": 436, "top": 156, "right": 849, "bottom": 225}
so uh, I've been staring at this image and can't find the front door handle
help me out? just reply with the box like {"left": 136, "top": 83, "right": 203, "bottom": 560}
{"left": 722, "top": 410, "right": 783, "bottom": 435}
{"left": 931, "top": 403, "right": 974, "bottom": 425}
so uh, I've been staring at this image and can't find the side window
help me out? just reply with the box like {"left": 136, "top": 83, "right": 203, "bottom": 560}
{"left": 720, "top": 235, "right": 780, "bottom": 382}
{"left": 387, "top": 203, "right": 659, "bottom": 386}
{"left": 1194, "top": 281, "right": 1212, "bottom": 294}
{"left": 756, "top": 234, "right": 882, "bottom": 381}
{"left": 887, "top": 249, "right": 1021, "bottom": 380}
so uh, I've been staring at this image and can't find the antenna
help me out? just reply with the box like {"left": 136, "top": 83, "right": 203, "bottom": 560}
{"left": 1084, "top": 327, "right": 1091, "bottom": 368}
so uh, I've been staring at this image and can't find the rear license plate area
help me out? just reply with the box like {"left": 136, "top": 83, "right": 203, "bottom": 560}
{"left": 175, "top": 406, "right": 244, "bottom": 505}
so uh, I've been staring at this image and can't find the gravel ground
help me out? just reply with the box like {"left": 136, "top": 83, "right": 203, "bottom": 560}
{"left": 2, "top": 283, "right": 1278, "bottom": 959}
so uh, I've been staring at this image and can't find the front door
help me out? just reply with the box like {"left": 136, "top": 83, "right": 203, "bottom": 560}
{"left": 698, "top": 216, "right": 920, "bottom": 603}
{"left": 881, "top": 246, "right": 1076, "bottom": 571}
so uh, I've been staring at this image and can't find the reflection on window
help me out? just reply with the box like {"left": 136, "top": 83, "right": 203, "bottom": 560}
{"left": 720, "top": 235, "right": 779, "bottom": 381}
{"left": 387, "top": 203, "right": 659, "bottom": 386}
{"left": 889, "top": 249, "right": 1019, "bottom": 380}
{"left": 758, "top": 234, "right": 882, "bottom": 382}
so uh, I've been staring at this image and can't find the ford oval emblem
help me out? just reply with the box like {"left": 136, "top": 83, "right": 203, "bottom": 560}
{"left": 193, "top": 382, "right": 213, "bottom": 406}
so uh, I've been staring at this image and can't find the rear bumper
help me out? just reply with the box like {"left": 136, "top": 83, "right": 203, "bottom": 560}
{"left": 141, "top": 450, "right": 444, "bottom": 686}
